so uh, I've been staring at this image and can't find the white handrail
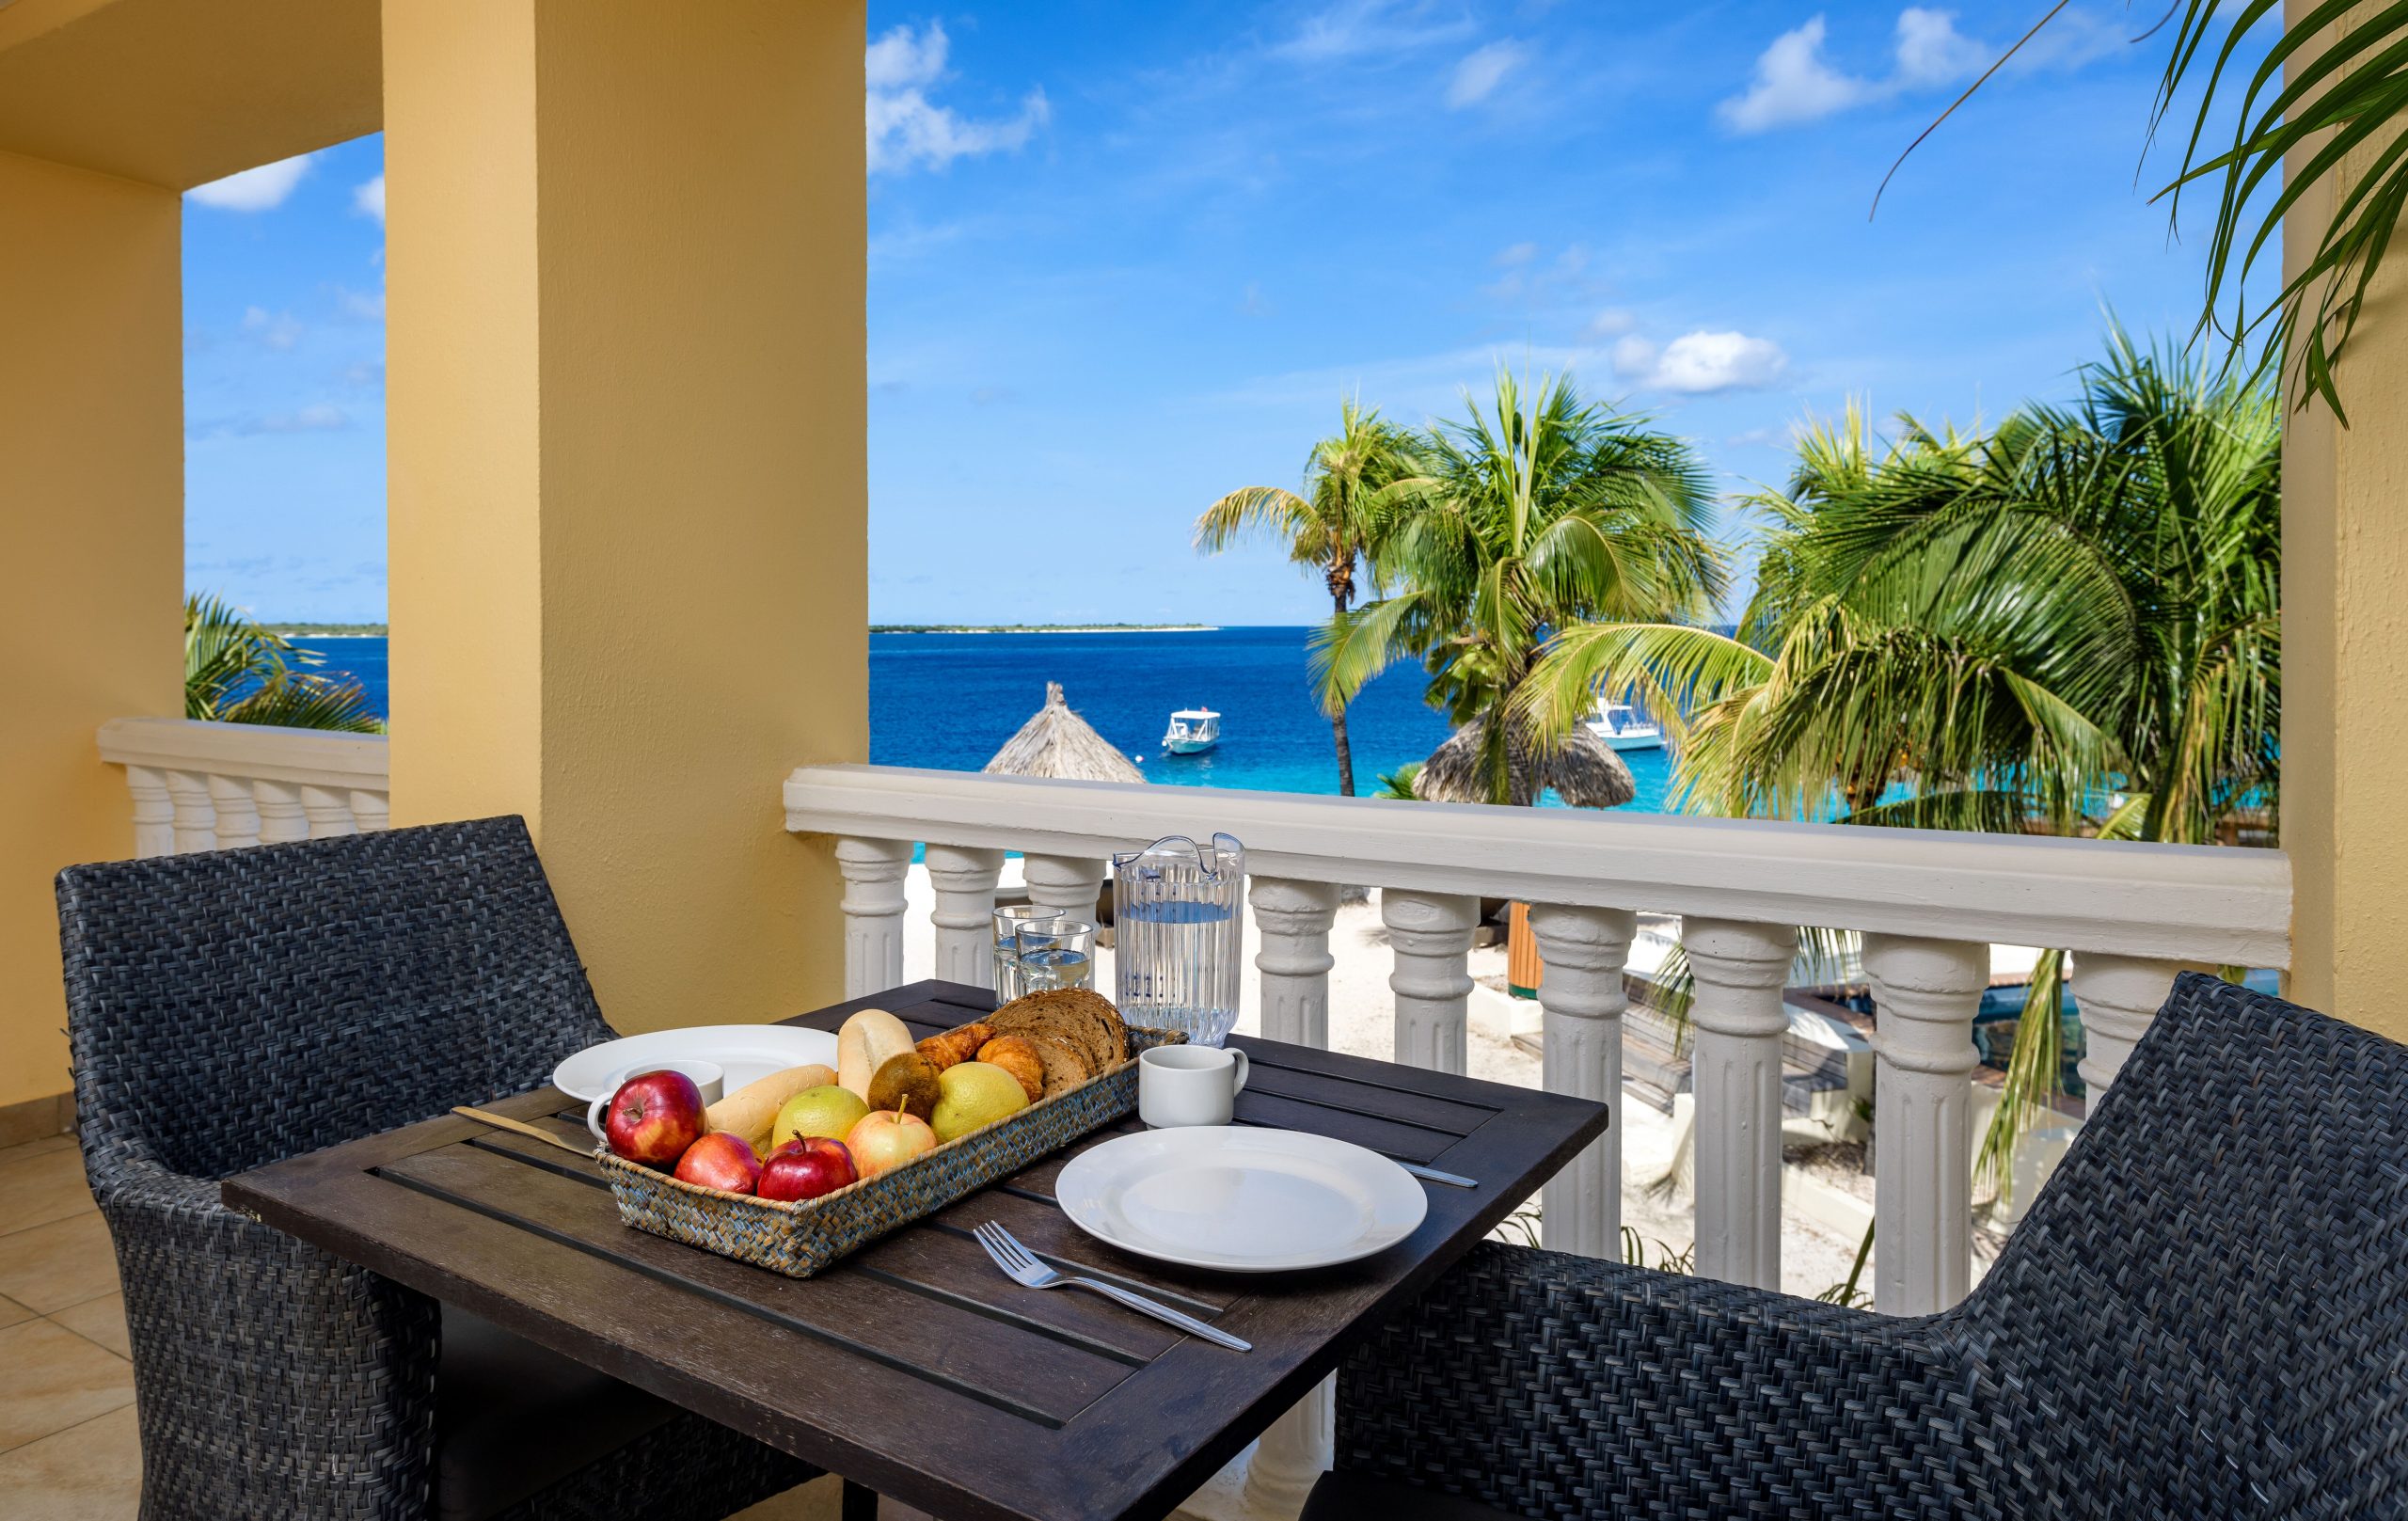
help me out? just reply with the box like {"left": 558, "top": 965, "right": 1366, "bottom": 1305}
{"left": 783, "top": 763, "right": 2290, "bottom": 966}
{"left": 99, "top": 717, "right": 388, "bottom": 788}
{"left": 98, "top": 717, "right": 390, "bottom": 854}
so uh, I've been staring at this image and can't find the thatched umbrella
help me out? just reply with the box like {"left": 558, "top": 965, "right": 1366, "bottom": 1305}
{"left": 984, "top": 682, "right": 1146, "bottom": 784}
{"left": 1413, "top": 714, "right": 1635, "bottom": 808}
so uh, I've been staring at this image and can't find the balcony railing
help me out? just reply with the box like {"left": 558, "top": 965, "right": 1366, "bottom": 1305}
{"left": 98, "top": 717, "right": 390, "bottom": 854}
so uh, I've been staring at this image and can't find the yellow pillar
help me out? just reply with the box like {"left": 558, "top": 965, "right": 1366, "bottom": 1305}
{"left": 0, "top": 148, "right": 183, "bottom": 1121}
{"left": 2280, "top": 2, "right": 2408, "bottom": 1037}
{"left": 382, "top": 0, "right": 866, "bottom": 1032}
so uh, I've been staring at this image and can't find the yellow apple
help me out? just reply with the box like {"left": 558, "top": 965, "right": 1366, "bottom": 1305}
{"left": 770, "top": 1085, "right": 869, "bottom": 1151}
{"left": 845, "top": 1109, "right": 936, "bottom": 1179}
{"left": 930, "top": 1060, "right": 1030, "bottom": 1144}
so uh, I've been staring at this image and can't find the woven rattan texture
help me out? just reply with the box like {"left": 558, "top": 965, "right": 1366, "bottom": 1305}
{"left": 602, "top": 1028, "right": 1182, "bottom": 1275}
{"left": 1333, "top": 972, "right": 2408, "bottom": 1520}
{"left": 58, "top": 818, "right": 816, "bottom": 1520}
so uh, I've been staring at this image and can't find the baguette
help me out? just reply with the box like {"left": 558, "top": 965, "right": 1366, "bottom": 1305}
{"left": 704, "top": 1063, "right": 836, "bottom": 1154}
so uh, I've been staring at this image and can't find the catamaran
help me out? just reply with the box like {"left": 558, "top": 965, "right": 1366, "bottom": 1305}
{"left": 1161, "top": 707, "right": 1221, "bottom": 754}
{"left": 1584, "top": 701, "right": 1664, "bottom": 753}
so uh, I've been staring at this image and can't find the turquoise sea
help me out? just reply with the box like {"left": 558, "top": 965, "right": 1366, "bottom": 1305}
{"left": 291, "top": 627, "right": 1680, "bottom": 812}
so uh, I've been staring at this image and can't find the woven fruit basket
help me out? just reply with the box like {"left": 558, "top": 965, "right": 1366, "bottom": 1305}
{"left": 597, "top": 1017, "right": 1181, "bottom": 1278}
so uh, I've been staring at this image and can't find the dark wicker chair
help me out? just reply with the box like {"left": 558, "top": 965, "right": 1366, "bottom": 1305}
{"left": 57, "top": 817, "right": 819, "bottom": 1521}
{"left": 1307, "top": 972, "right": 2408, "bottom": 1520}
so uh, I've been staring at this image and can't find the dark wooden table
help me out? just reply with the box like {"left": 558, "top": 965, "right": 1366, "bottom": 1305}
{"left": 225, "top": 979, "right": 1607, "bottom": 1521}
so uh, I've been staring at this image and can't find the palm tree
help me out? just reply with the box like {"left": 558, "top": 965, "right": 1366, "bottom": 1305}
{"left": 1196, "top": 397, "right": 1425, "bottom": 795}
{"left": 1519, "top": 334, "right": 2279, "bottom": 1190}
{"left": 186, "top": 594, "right": 384, "bottom": 733}
{"left": 1314, "top": 369, "right": 1725, "bottom": 804}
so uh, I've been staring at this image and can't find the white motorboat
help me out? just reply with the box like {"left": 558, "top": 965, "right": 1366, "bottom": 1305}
{"left": 1584, "top": 701, "right": 1664, "bottom": 753}
{"left": 1162, "top": 707, "right": 1221, "bottom": 754}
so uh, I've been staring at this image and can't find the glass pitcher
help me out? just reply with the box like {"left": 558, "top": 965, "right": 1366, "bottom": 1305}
{"left": 1112, "top": 833, "right": 1246, "bottom": 1046}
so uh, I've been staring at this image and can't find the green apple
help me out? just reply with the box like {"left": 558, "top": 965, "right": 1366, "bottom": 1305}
{"left": 770, "top": 1085, "right": 869, "bottom": 1151}
{"left": 931, "top": 1060, "right": 1030, "bottom": 1144}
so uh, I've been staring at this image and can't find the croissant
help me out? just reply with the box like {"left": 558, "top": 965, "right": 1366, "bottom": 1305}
{"left": 914, "top": 1022, "right": 993, "bottom": 1072}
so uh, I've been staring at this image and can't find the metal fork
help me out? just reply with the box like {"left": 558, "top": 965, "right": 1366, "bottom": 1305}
{"left": 972, "top": 1222, "right": 1251, "bottom": 1352}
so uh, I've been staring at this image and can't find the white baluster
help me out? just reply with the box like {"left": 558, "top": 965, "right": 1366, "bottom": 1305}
{"left": 1243, "top": 1374, "right": 1335, "bottom": 1515}
{"left": 1250, "top": 878, "right": 1339, "bottom": 1048}
{"left": 834, "top": 837, "right": 913, "bottom": 998}
{"left": 1022, "top": 853, "right": 1107, "bottom": 927}
{"left": 2070, "top": 953, "right": 2207, "bottom": 1114}
{"left": 299, "top": 784, "right": 359, "bottom": 838}
{"left": 165, "top": 770, "right": 215, "bottom": 854}
{"left": 207, "top": 773, "right": 261, "bottom": 848}
{"left": 925, "top": 845, "right": 1006, "bottom": 990}
{"left": 349, "top": 789, "right": 389, "bottom": 833}
{"left": 1682, "top": 917, "right": 1793, "bottom": 1290}
{"left": 1382, "top": 889, "right": 1479, "bottom": 1073}
{"left": 252, "top": 779, "right": 309, "bottom": 844}
{"left": 1241, "top": 877, "right": 1343, "bottom": 1512}
{"left": 1861, "top": 933, "right": 1987, "bottom": 1315}
{"left": 1529, "top": 904, "right": 1637, "bottom": 1259}
{"left": 124, "top": 766, "right": 175, "bottom": 858}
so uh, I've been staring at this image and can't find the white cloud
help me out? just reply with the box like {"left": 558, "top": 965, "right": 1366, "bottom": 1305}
{"left": 1583, "top": 308, "right": 1636, "bottom": 340}
{"left": 865, "top": 22, "right": 1050, "bottom": 174}
{"left": 355, "top": 175, "right": 385, "bottom": 224}
{"left": 1893, "top": 8, "right": 1985, "bottom": 87}
{"left": 1717, "top": 17, "right": 1870, "bottom": 134}
{"left": 1716, "top": 8, "right": 2041, "bottom": 135}
{"left": 1446, "top": 40, "right": 1526, "bottom": 109}
{"left": 1274, "top": 0, "right": 1475, "bottom": 62}
{"left": 255, "top": 404, "right": 350, "bottom": 434}
{"left": 241, "top": 307, "right": 304, "bottom": 351}
{"left": 186, "top": 153, "right": 313, "bottom": 212}
{"left": 1493, "top": 241, "right": 1539, "bottom": 267}
{"left": 1614, "top": 330, "right": 1789, "bottom": 393}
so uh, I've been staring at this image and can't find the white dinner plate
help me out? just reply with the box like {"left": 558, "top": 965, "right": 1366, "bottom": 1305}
{"left": 1056, "top": 1128, "right": 1428, "bottom": 1273}
{"left": 551, "top": 1024, "right": 839, "bottom": 1102}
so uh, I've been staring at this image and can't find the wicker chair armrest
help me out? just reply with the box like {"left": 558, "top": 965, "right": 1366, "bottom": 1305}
{"left": 1335, "top": 1241, "right": 1997, "bottom": 1519}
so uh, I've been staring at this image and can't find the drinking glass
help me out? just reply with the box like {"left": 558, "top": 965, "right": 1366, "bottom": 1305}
{"left": 990, "top": 904, "right": 1057, "bottom": 1000}
{"left": 1014, "top": 918, "right": 1096, "bottom": 992}
{"left": 1112, "top": 832, "right": 1245, "bottom": 1045}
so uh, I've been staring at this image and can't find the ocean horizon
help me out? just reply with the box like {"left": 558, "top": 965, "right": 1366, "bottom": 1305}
{"left": 290, "top": 626, "right": 1680, "bottom": 811}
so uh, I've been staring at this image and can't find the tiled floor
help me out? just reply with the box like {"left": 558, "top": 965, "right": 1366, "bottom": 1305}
{"left": 0, "top": 1133, "right": 137, "bottom": 1520}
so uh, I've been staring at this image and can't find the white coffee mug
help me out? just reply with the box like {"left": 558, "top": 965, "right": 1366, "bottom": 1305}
{"left": 587, "top": 1060, "right": 724, "bottom": 1143}
{"left": 1138, "top": 1044, "right": 1248, "bottom": 1128}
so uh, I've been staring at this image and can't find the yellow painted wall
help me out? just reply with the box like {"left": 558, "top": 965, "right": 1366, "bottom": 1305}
{"left": 0, "top": 148, "right": 183, "bottom": 1109}
{"left": 385, "top": 0, "right": 865, "bottom": 1033}
{"left": 2280, "top": 0, "right": 2408, "bottom": 1037}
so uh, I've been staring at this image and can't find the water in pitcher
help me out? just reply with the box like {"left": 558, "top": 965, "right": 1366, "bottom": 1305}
{"left": 1113, "top": 834, "right": 1245, "bottom": 1046}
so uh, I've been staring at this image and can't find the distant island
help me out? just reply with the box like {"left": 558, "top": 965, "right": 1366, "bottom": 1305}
{"left": 267, "top": 622, "right": 388, "bottom": 637}
{"left": 871, "top": 623, "right": 1218, "bottom": 634}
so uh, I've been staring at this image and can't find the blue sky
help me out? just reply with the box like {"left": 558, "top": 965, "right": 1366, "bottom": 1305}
{"left": 182, "top": 3, "right": 2252, "bottom": 625}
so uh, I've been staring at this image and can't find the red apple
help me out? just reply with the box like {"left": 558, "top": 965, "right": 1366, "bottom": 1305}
{"left": 603, "top": 1069, "right": 706, "bottom": 1165}
{"left": 845, "top": 1109, "right": 936, "bottom": 1180}
{"left": 673, "top": 1131, "right": 763, "bottom": 1194}
{"left": 760, "top": 1136, "right": 857, "bottom": 1202}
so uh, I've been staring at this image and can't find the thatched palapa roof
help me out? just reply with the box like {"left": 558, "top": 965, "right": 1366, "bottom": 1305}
{"left": 1413, "top": 714, "right": 1635, "bottom": 808}
{"left": 984, "top": 682, "right": 1146, "bottom": 784}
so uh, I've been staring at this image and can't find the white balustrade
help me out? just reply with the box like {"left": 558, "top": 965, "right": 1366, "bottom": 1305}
{"left": 1529, "top": 903, "right": 1637, "bottom": 1259}
{"left": 1682, "top": 917, "right": 1794, "bottom": 1290}
{"left": 2070, "top": 953, "right": 2210, "bottom": 1113}
{"left": 99, "top": 718, "right": 390, "bottom": 857}
{"left": 1861, "top": 933, "right": 1988, "bottom": 1315}
{"left": 925, "top": 844, "right": 1006, "bottom": 989}
{"left": 833, "top": 836, "right": 913, "bottom": 998}
{"left": 1381, "top": 888, "right": 1479, "bottom": 1073}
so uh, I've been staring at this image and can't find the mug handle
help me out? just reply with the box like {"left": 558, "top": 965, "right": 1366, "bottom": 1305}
{"left": 1228, "top": 1048, "right": 1248, "bottom": 1093}
{"left": 588, "top": 1090, "right": 612, "bottom": 1145}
